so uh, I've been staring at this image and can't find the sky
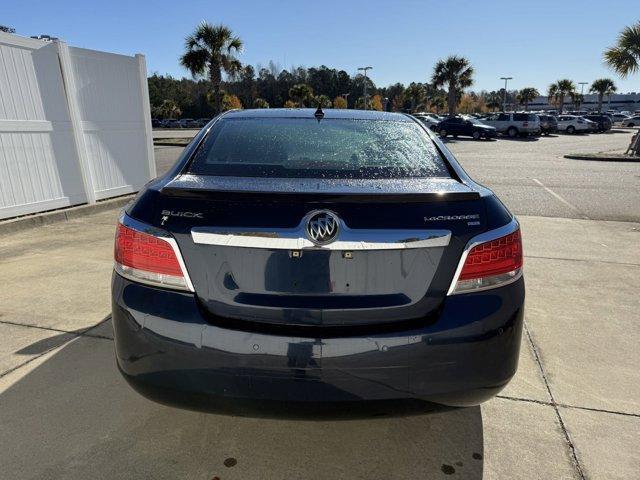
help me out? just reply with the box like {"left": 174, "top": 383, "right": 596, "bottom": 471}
{"left": 4, "top": 0, "right": 639, "bottom": 94}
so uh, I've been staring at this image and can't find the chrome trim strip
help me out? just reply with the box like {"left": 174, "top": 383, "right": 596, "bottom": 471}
{"left": 446, "top": 217, "right": 521, "bottom": 296}
{"left": 191, "top": 214, "right": 450, "bottom": 251}
{"left": 118, "top": 213, "right": 195, "bottom": 292}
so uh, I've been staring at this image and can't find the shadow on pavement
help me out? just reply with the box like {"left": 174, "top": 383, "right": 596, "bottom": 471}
{"left": 1, "top": 320, "right": 485, "bottom": 479}
{"left": 14, "top": 316, "right": 113, "bottom": 356}
{"left": 440, "top": 137, "right": 496, "bottom": 144}
{"left": 497, "top": 135, "right": 540, "bottom": 142}
{"left": 14, "top": 331, "right": 76, "bottom": 356}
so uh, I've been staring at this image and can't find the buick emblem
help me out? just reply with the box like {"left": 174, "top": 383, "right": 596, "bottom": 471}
{"left": 305, "top": 211, "right": 340, "bottom": 245}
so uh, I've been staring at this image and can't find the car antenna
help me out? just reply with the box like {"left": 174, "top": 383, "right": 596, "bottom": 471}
{"left": 314, "top": 103, "right": 324, "bottom": 122}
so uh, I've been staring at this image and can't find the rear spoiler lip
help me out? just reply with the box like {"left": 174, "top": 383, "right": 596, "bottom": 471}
{"left": 160, "top": 175, "right": 481, "bottom": 203}
{"left": 160, "top": 188, "right": 480, "bottom": 203}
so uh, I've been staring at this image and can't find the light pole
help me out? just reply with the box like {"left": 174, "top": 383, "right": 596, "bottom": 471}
{"left": 358, "top": 66, "right": 373, "bottom": 110}
{"left": 578, "top": 82, "right": 588, "bottom": 111}
{"left": 342, "top": 92, "right": 350, "bottom": 108}
{"left": 500, "top": 77, "right": 512, "bottom": 112}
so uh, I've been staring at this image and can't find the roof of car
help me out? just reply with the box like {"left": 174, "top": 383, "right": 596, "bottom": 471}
{"left": 222, "top": 108, "right": 413, "bottom": 122}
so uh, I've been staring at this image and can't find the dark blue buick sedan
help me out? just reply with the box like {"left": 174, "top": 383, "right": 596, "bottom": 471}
{"left": 112, "top": 108, "right": 524, "bottom": 411}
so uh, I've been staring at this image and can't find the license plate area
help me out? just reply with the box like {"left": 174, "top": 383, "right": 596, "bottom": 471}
{"left": 214, "top": 247, "right": 444, "bottom": 298}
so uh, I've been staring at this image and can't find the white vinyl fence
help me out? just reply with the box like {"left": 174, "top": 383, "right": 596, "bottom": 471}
{"left": 0, "top": 32, "right": 155, "bottom": 220}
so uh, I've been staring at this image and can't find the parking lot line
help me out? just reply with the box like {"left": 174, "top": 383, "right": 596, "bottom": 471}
{"left": 531, "top": 178, "right": 590, "bottom": 220}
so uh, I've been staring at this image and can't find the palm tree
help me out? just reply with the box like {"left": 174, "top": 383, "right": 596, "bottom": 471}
{"left": 547, "top": 83, "right": 561, "bottom": 110}
{"left": 516, "top": 88, "right": 539, "bottom": 111}
{"left": 288, "top": 83, "right": 314, "bottom": 107}
{"left": 569, "top": 91, "right": 584, "bottom": 111}
{"left": 604, "top": 21, "right": 640, "bottom": 78}
{"left": 158, "top": 99, "right": 181, "bottom": 119}
{"left": 589, "top": 78, "right": 617, "bottom": 113}
{"left": 431, "top": 55, "right": 474, "bottom": 116}
{"left": 180, "top": 22, "right": 243, "bottom": 115}
{"left": 548, "top": 79, "right": 575, "bottom": 114}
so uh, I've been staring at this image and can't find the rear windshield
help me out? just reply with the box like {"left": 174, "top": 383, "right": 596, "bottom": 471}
{"left": 188, "top": 118, "right": 450, "bottom": 179}
{"left": 513, "top": 113, "right": 538, "bottom": 121}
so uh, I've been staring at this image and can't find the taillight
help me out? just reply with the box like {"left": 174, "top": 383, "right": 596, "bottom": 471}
{"left": 449, "top": 228, "right": 523, "bottom": 294}
{"left": 114, "top": 222, "right": 191, "bottom": 291}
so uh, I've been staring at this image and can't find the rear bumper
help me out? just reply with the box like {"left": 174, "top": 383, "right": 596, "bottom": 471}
{"left": 112, "top": 273, "right": 525, "bottom": 410}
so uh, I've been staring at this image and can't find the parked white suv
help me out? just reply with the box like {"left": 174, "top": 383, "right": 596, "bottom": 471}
{"left": 413, "top": 113, "right": 440, "bottom": 130}
{"left": 621, "top": 116, "right": 640, "bottom": 127}
{"left": 482, "top": 112, "right": 541, "bottom": 137}
{"left": 556, "top": 115, "right": 591, "bottom": 134}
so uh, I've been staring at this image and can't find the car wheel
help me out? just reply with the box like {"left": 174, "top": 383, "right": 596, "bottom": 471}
{"left": 628, "top": 123, "right": 635, "bottom": 127}
{"left": 472, "top": 131, "right": 481, "bottom": 140}
{"left": 439, "top": 129, "right": 448, "bottom": 138}
{"left": 567, "top": 125, "right": 575, "bottom": 134}
{"left": 507, "top": 126, "right": 518, "bottom": 138}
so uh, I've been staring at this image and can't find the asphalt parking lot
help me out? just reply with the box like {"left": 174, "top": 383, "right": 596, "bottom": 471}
{"left": 1, "top": 132, "right": 639, "bottom": 479}
{"left": 444, "top": 130, "right": 640, "bottom": 222}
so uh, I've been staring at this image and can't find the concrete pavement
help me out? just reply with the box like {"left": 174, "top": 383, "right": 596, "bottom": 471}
{"left": 0, "top": 206, "right": 638, "bottom": 479}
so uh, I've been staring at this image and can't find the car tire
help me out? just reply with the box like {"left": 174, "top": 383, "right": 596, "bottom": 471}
{"left": 507, "top": 126, "right": 518, "bottom": 138}
{"left": 628, "top": 123, "right": 635, "bottom": 127}
{"left": 567, "top": 125, "right": 576, "bottom": 134}
{"left": 439, "top": 129, "right": 448, "bottom": 138}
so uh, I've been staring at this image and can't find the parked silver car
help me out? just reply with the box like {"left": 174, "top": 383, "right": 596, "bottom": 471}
{"left": 621, "top": 116, "right": 640, "bottom": 127}
{"left": 611, "top": 113, "right": 631, "bottom": 125}
{"left": 482, "top": 112, "right": 541, "bottom": 137}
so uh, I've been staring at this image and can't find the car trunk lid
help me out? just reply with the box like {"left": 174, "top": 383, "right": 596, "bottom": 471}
{"left": 154, "top": 175, "right": 486, "bottom": 328}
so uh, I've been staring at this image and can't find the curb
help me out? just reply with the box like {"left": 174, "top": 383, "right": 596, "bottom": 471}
{"left": 0, "top": 195, "right": 134, "bottom": 235}
{"left": 564, "top": 154, "right": 640, "bottom": 162}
